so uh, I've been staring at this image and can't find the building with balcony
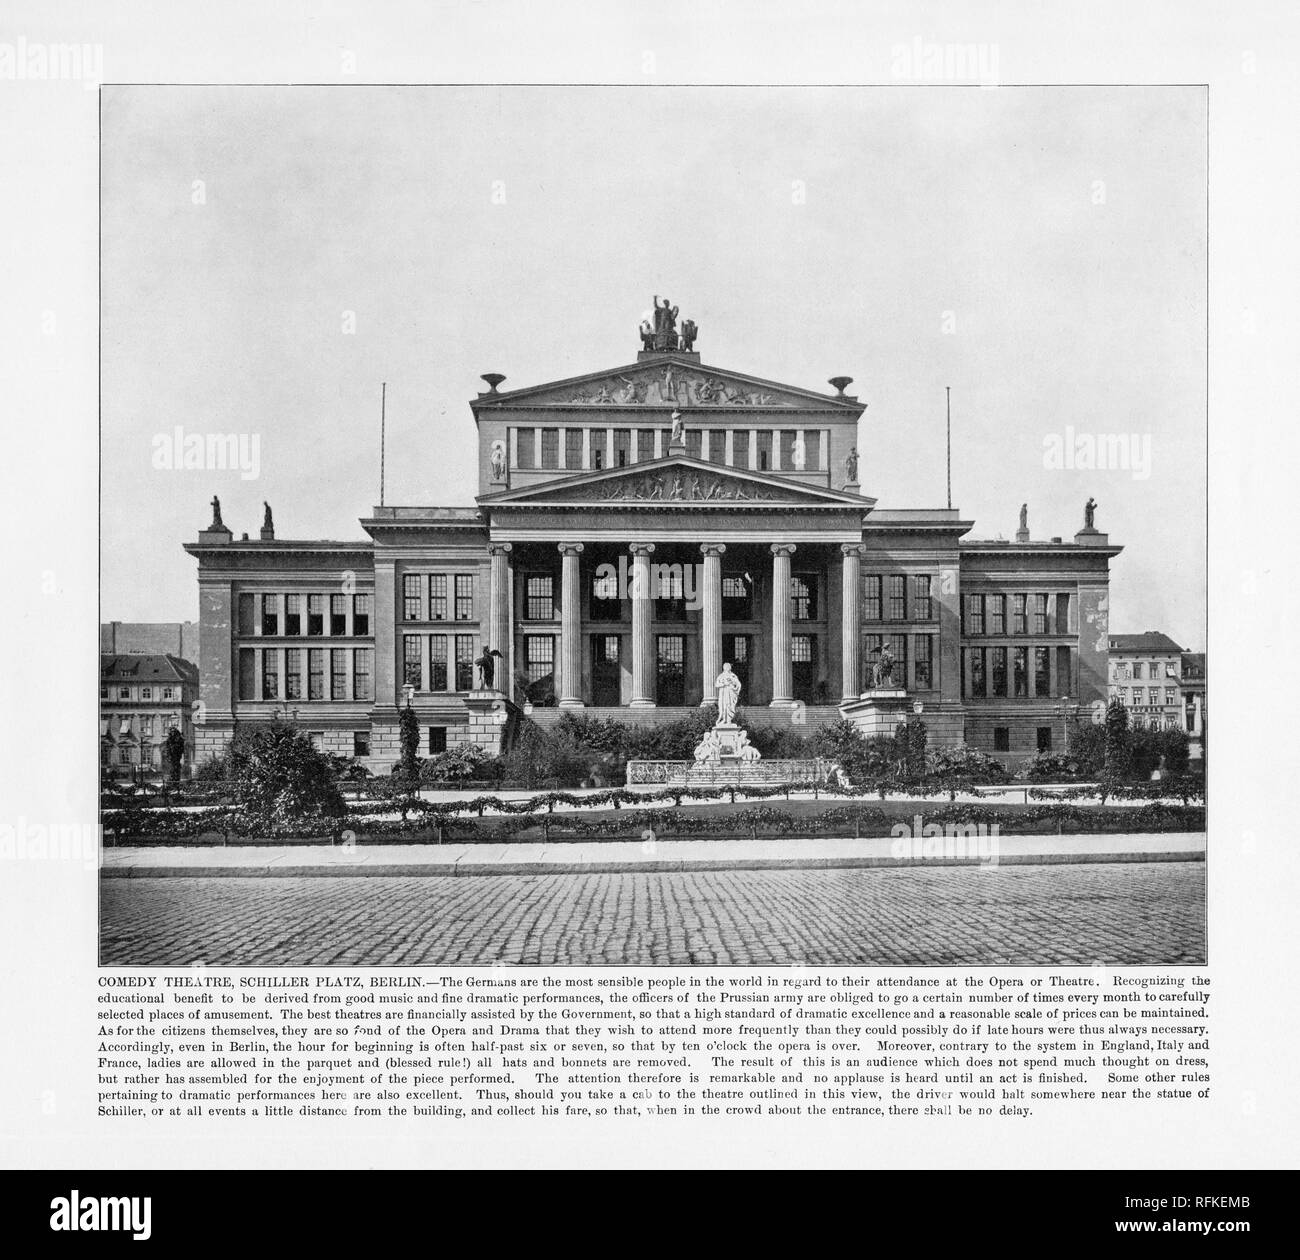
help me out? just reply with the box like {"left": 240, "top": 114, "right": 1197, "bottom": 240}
{"left": 1107, "top": 631, "right": 1187, "bottom": 731}
{"left": 100, "top": 654, "right": 199, "bottom": 775}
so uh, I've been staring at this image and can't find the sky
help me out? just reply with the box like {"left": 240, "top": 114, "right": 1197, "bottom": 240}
{"left": 101, "top": 84, "right": 1206, "bottom": 648}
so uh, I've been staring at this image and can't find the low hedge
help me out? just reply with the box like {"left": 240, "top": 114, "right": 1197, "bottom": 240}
{"left": 104, "top": 801, "right": 1205, "bottom": 845}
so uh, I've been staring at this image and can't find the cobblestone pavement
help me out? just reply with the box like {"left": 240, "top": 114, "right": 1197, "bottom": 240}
{"left": 100, "top": 862, "right": 1205, "bottom": 967}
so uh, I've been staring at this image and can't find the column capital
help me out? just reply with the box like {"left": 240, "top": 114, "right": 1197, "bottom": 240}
{"left": 770, "top": 543, "right": 797, "bottom": 557}
{"left": 488, "top": 542, "right": 513, "bottom": 556}
{"left": 557, "top": 542, "right": 585, "bottom": 556}
{"left": 840, "top": 543, "right": 867, "bottom": 557}
{"left": 629, "top": 542, "right": 656, "bottom": 557}
{"left": 700, "top": 543, "right": 727, "bottom": 557}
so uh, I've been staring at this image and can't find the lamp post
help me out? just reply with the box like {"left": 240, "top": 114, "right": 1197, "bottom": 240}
{"left": 1057, "top": 695, "right": 1072, "bottom": 753}
{"left": 402, "top": 682, "right": 415, "bottom": 708}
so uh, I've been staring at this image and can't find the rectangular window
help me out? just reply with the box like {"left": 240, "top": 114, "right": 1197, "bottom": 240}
{"left": 285, "top": 593, "right": 302, "bottom": 635}
{"left": 1165, "top": 687, "right": 1176, "bottom": 705}
{"left": 565, "top": 428, "right": 583, "bottom": 469}
{"left": 308, "top": 649, "right": 325, "bottom": 700}
{"left": 238, "top": 649, "right": 255, "bottom": 701}
{"left": 1013, "top": 594, "right": 1028, "bottom": 635}
{"left": 1133, "top": 662, "right": 1144, "bottom": 679}
{"left": 591, "top": 441, "right": 604, "bottom": 470}
{"left": 516, "top": 427, "right": 535, "bottom": 470}
{"left": 455, "top": 635, "right": 475, "bottom": 691}
{"left": 791, "top": 574, "right": 817, "bottom": 621}
{"left": 429, "top": 574, "right": 448, "bottom": 622}
{"left": 1056, "top": 646, "right": 1072, "bottom": 695}
{"left": 912, "top": 575, "right": 933, "bottom": 620}
{"left": 161, "top": 687, "right": 174, "bottom": 701}
{"left": 261, "top": 594, "right": 279, "bottom": 636}
{"left": 791, "top": 634, "right": 813, "bottom": 662}
{"left": 591, "top": 569, "right": 621, "bottom": 621}
{"left": 804, "top": 430, "right": 821, "bottom": 470}
{"left": 889, "top": 633, "right": 908, "bottom": 679}
{"left": 636, "top": 429, "right": 655, "bottom": 462}
{"left": 1055, "top": 593, "right": 1070, "bottom": 633}
{"left": 353, "top": 649, "right": 373, "bottom": 701}
{"left": 429, "top": 636, "right": 448, "bottom": 690}
{"left": 914, "top": 635, "right": 933, "bottom": 689}
{"left": 991, "top": 647, "right": 1007, "bottom": 697}
{"left": 965, "top": 594, "right": 984, "bottom": 635}
{"left": 1034, "top": 593, "right": 1049, "bottom": 635}
{"left": 331, "top": 649, "right": 348, "bottom": 700}
{"left": 1034, "top": 645, "right": 1051, "bottom": 696}
{"left": 988, "top": 594, "right": 1005, "bottom": 635}
{"left": 780, "top": 430, "right": 798, "bottom": 468}
{"left": 307, "top": 594, "right": 324, "bottom": 636}
{"left": 262, "top": 649, "right": 279, "bottom": 699}
{"left": 887, "top": 575, "right": 906, "bottom": 621}
{"left": 722, "top": 573, "right": 753, "bottom": 621}
{"left": 732, "top": 429, "right": 750, "bottom": 467}
{"left": 526, "top": 575, "right": 554, "bottom": 621}
{"left": 863, "top": 575, "right": 882, "bottom": 621}
{"left": 656, "top": 635, "right": 685, "bottom": 705}
{"left": 428, "top": 727, "right": 447, "bottom": 754}
{"left": 994, "top": 727, "right": 1010, "bottom": 752}
{"left": 756, "top": 430, "right": 772, "bottom": 471}
{"left": 524, "top": 636, "right": 554, "bottom": 703}
{"left": 1013, "top": 645, "right": 1029, "bottom": 697}
{"left": 454, "top": 574, "right": 474, "bottom": 621}
{"left": 612, "top": 430, "right": 631, "bottom": 466}
{"left": 119, "top": 686, "right": 130, "bottom": 700}
{"left": 708, "top": 429, "right": 727, "bottom": 464}
{"left": 330, "top": 594, "right": 347, "bottom": 636}
{"left": 141, "top": 687, "right": 152, "bottom": 700}
{"left": 1037, "top": 726, "right": 1053, "bottom": 753}
{"left": 353, "top": 594, "right": 372, "bottom": 636}
{"left": 286, "top": 648, "right": 303, "bottom": 700}
{"left": 353, "top": 731, "right": 370, "bottom": 758}
{"left": 403, "top": 635, "right": 422, "bottom": 689}
{"left": 237, "top": 592, "right": 255, "bottom": 636}
{"left": 540, "top": 428, "right": 559, "bottom": 469}
{"left": 683, "top": 429, "right": 700, "bottom": 461}
{"left": 403, "top": 574, "right": 422, "bottom": 622}
{"left": 970, "top": 648, "right": 986, "bottom": 698}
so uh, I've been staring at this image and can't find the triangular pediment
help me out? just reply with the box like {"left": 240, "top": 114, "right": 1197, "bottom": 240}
{"left": 478, "top": 457, "right": 875, "bottom": 509}
{"left": 471, "top": 355, "right": 861, "bottom": 412}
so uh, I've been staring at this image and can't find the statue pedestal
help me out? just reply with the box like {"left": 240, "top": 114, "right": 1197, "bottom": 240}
{"left": 838, "top": 689, "right": 912, "bottom": 739}
{"left": 668, "top": 439, "right": 687, "bottom": 457}
{"left": 462, "top": 690, "right": 519, "bottom": 755}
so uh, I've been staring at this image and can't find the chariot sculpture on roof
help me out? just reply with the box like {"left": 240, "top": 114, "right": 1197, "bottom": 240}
{"left": 641, "top": 296, "right": 698, "bottom": 352}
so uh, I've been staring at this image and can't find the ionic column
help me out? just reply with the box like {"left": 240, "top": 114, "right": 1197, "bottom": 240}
{"left": 699, "top": 544, "right": 726, "bottom": 705}
{"left": 770, "top": 543, "right": 796, "bottom": 707}
{"left": 841, "top": 544, "right": 865, "bottom": 701}
{"left": 557, "top": 543, "right": 584, "bottom": 708}
{"left": 487, "top": 543, "right": 513, "bottom": 696}
{"left": 629, "top": 543, "right": 656, "bottom": 708}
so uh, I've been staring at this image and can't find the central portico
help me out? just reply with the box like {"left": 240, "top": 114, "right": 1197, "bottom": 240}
{"left": 478, "top": 455, "right": 876, "bottom": 711}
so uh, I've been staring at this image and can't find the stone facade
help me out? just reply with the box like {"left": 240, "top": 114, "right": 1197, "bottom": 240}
{"left": 185, "top": 308, "right": 1122, "bottom": 771}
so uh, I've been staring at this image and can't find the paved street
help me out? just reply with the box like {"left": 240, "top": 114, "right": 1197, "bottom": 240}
{"left": 100, "top": 862, "right": 1205, "bottom": 966}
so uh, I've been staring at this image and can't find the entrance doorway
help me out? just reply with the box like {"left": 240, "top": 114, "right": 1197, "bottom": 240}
{"left": 592, "top": 634, "right": 621, "bottom": 706}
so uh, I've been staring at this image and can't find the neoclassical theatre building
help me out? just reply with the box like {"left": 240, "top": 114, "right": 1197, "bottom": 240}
{"left": 186, "top": 303, "right": 1121, "bottom": 769}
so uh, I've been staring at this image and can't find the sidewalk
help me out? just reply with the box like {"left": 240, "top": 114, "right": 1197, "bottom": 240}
{"left": 100, "top": 832, "right": 1205, "bottom": 878}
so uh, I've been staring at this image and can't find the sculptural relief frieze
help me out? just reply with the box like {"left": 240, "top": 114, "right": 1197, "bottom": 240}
{"left": 560, "top": 369, "right": 795, "bottom": 408}
{"left": 579, "top": 471, "right": 782, "bottom": 503}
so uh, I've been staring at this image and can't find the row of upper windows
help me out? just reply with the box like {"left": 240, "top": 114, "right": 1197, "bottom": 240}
{"left": 512, "top": 427, "right": 826, "bottom": 473}
{"left": 402, "top": 574, "right": 476, "bottom": 623}
{"left": 238, "top": 647, "right": 374, "bottom": 702}
{"left": 522, "top": 571, "right": 821, "bottom": 621}
{"left": 1110, "top": 660, "right": 1179, "bottom": 680}
{"left": 402, "top": 633, "right": 479, "bottom": 693}
{"left": 1113, "top": 687, "right": 1180, "bottom": 706}
{"left": 101, "top": 684, "right": 181, "bottom": 701}
{"left": 238, "top": 593, "right": 374, "bottom": 637}
{"left": 965, "top": 645, "right": 1073, "bottom": 699}
{"left": 862, "top": 575, "right": 935, "bottom": 622}
{"left": 963, "top": 593, "right": 1070, "bottom": 636}
{"left": 104, "top": 714, "right": 182, "bottom": 737}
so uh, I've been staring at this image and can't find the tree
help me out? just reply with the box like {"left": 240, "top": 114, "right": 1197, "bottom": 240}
{"left": 398, "top": 705, "right": 421, "bottom": 779}
{"left": 162, "top": 728, "right": 187, "bottom": 784}
{"left": 1103, "top": 699, "right": 1132, "bottom": 778}
{"left": 231, "top": 719, "right": 346, "bottom": 826}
